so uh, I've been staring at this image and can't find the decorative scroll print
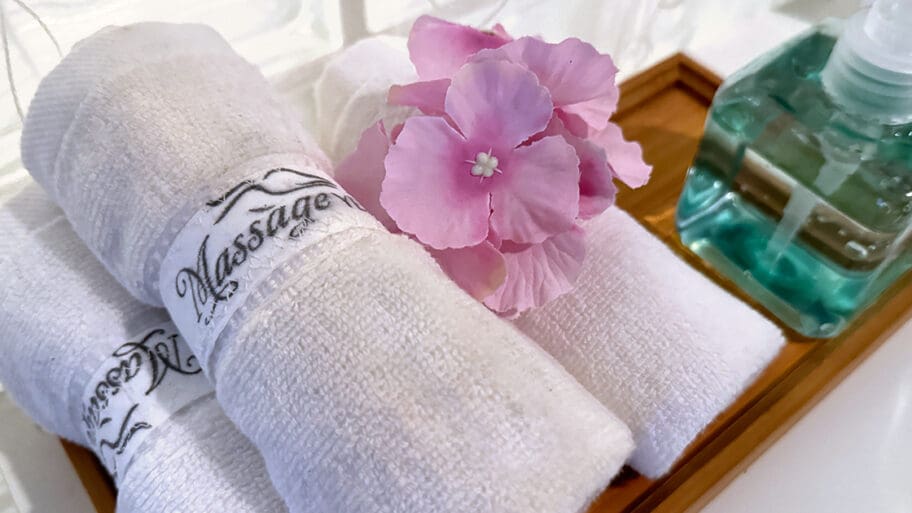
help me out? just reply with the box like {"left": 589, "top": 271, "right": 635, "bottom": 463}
{"left": 81, "top": 324, "right": 211, "bottom": 483}
{"left": 172, "top": 168, "right": 362, "bottom": 327}
{"left": 161, "top": 161, "right": 377, "bottom": 367}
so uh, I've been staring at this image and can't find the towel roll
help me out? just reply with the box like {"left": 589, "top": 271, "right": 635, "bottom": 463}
{"left": 313, "top": 36, "right": 786, "bottom": 478}
{"left": 21, "top": 23, "right": 633, "bottom": 513}
{"left": 516, "top": 209, "right": 784, "bottom": 476}
{"left": 314, "top": 37, "right": 415, "bottom": 163}
{"left": 0, "top": 183, "right": 287, "bottom": 512}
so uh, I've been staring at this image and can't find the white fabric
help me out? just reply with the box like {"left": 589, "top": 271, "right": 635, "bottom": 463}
{"left": 314, "top": 37, "right": 414, "bottom": 163}
{"left": 516, "top": 209, "right": 785, "bottom": 477}
{"left": 21, "top": 22, "right": 327, "bottom": 305}
{"left": 313, "top": 37, "right": 785, "bottom": 478}
{"left": 0, "top": 183, "right": 287, "bottom": 512}
{"left": 21, "top": 22, "right": 633, "bottom": 513}
{"left": 157, "top": 152, "right": 379, "bottom": 371}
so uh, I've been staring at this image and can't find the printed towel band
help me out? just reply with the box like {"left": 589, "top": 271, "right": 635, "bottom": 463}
{"left": 159, "top": 153, "right": 380, "bottom": 371}
{"left": 81, "top": 322, "right": 212, "bottom": 483}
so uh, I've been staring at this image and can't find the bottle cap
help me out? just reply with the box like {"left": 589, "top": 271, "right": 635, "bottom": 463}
{"left": 822, "top": 0, "right": 912, "bottom": 123}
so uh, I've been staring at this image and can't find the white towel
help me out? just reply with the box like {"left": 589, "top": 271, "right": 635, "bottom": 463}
{"left": 313, "top": 37, "right": 786, "bottom": 478}
{"left": 516, "top": 209, "right": 785, "bottom": 476}
{"left": 0, "top": 183, "right": 287, "bottom": 513}
{"left": 314, "top": 37, "right": 415, "bottom": 164}
{"left": 21, "top": 23, "right": 633, "bottom": 513}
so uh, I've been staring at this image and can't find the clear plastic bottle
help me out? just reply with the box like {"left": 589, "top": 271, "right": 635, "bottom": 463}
{"left": 676, "top": 0, "right": 912, "bottom": 338}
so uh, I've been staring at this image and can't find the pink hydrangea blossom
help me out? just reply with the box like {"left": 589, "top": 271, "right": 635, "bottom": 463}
{"left": 390, "top": 25, "right": 650, "bottom": 192}
{"left": 473, "top": 36, "right": 619, "bottom": 134}
{"left": 336, "top": 120, "right": 511, "bottom": 302}
{"left": 381, "top": 60, "right": 580, "bottom": 250}
{"left": 336, "top": 16, "right": 652, "bottom": 315}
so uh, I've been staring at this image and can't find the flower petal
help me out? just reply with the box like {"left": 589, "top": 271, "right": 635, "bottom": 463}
{"left": 381, "top": 116, "right": 490, "bottom": 249}
{"left": 408, "top": 15, "right": 512, "bottom": 81}
{"left": 490, "top": 23, "right": 512, "bottom": 40}
{"left": 559, "top": 99, "right": 617, "bottom": 134}
{"left": 484, "top": 227, "right": 586, "bottom": 314}
{"left": 387, "top": 79, "right": 450, "bottom": 116}
{"left": 335, "top": 121, "right": 398, "bottom": 232}
{"left": 590, "top": 121, "right": 652, "bottom": 188}
{"left": 430, "top": 242, "right": 507, "bottom": 300}
{"left": 474, "top": 37, "right": 619, "bottom": 131}
{"left": 490, "top": 135, "right": 579, "bottom": 244}
{"left": 486, "top": 226, "right": 503, "bottom": 249}
{"left": 540, "top": 117, "right": 616, "bottom": 219}
{"left": 445, "top": 60, "right": 553, "bottom": 150}
{"left": 576, "top": 138, "right": 617, "bottom": 219}
{"left": 555, "top": 109, "right": 590, "bottom": 138}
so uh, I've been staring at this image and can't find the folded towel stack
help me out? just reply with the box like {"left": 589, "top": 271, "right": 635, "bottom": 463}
{"left": 0, "top": 183, "right": 287, "bottom": 512}
{"left": 314, "top": 37, "right": 786, "bottom": 478}
{"left": 21, "top": 22, "right": 633, "bottom": 513}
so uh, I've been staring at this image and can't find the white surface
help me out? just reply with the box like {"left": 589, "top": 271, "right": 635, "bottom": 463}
{"left": 0, "top": 394, "right": 95, "bottom": 513}
{"left": 701, "top": 322, "right": 912, "bottom": 513}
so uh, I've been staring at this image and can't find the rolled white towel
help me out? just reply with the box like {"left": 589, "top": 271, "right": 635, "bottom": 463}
{"left": 0, "top": 183, "right": 287, "bottom": 512}
{"left": 314, "top": 37, "right": 415, "bottom": 164}
{"left": 515, "top": 208, "right": 785, "bottom": 476}
{"left": 313, "top": 36, "right": 786, "bottom": 478}
{"left": 21, "top": 23, "right": 633, "bottom": 513}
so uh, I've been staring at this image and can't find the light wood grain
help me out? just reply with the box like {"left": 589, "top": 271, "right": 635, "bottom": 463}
{"left": 61, "top": 440, "right": 116, "bottom": 513}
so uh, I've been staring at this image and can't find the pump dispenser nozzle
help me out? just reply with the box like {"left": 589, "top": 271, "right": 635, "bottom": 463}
{"left": 821, "top": 0, "right": 912, "bottom": 123}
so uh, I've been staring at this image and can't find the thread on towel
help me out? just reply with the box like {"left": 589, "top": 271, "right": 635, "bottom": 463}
{"left": 1, "top": 0, "right": 60, "bottom": 122}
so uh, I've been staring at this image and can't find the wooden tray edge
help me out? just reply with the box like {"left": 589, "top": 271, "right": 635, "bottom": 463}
{"left": 61, "top": 439, "right": 116, "bottom": 512}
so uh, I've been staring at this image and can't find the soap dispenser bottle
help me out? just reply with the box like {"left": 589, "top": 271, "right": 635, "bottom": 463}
{"left": 676, "top": 0, "right": 912, "bottom": 338}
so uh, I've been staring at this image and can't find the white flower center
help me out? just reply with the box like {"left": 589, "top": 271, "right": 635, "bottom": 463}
{"left": 467, "top": 150, "right": 501, "bottom": 179}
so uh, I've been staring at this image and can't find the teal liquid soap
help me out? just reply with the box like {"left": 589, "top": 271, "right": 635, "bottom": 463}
{"left": 677, "top": 20, "right": 912, "bottom": 338}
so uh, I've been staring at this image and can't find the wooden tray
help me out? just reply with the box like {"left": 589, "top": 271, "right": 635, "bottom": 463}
{"left": 62, "top": 53, "right": 912, "bottom": 513}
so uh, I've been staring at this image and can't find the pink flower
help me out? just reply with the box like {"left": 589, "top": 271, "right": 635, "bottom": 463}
{"left": 407, "top": 15, "right": 512, "bottom": 81}
{"left": 389, "top": 19, "right": 650, "bottom": 200}
{"left": 473, "top": 36, "right": 619, "bottom": 133}
{"left": 389, "top": 16, "right": 512, "bottom": 116}
{"left": 535, "top": 117, "right": 617, "bottom": 219}
{"left": 337, "top": 117, "right": 584, "bottom": 313}
{"left": 392, "top": 32, "right": 618, "bottom": 131}
{"left": 381, "top": 59, "right": 580, "bottom": 250}
{"left": 430, "top": 242, "right": 507, "bottom": 301}
{"left": 336, "top": 16, "right": 652, "bottom": 315}
{"left": 481, "top": 37, "right": 651, "bottom": 190}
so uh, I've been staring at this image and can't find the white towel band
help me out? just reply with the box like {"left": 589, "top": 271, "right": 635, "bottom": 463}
{"left": 160, "top": 153, "right": 379, "bottom": 369}
{"left": 81, "top": 321, "right": 212, "bottom": 483}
